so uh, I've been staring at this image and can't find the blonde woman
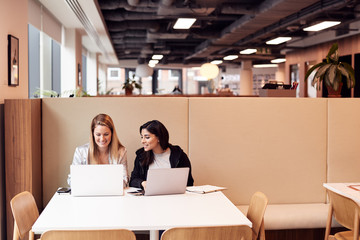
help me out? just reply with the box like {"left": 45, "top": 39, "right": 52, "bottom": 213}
{"left": 68, "top": 113, "right": 128, "bottom": 186}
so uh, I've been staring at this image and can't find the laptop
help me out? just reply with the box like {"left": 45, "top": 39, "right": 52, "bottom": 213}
{"left": 70, "top": 164, "right": 124, "bottom": 196}
{"left": 144, "top": 167, "right": 189, "bottom": 196}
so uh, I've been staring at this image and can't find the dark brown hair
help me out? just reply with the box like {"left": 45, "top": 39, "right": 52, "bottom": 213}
{"left": 140, "top": 120, "right": 170, "bottom": 166}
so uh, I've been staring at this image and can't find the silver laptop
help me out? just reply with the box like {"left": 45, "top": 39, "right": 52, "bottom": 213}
{"left": 144, "top": 167, "right": 189, "bottom": 196}
{"left": 70, "top": 164, "right": 124, "bottom": 196}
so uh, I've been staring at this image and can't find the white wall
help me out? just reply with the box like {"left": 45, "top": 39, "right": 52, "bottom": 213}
{"left": 61, "top": 27, "right": 77, "bottom": 95}
{"left": 86, "top": 52, "right": 98, "bottom": 95}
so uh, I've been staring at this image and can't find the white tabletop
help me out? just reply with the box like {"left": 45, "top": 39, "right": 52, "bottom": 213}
{"left": 323, "top": 182, "right": 360, "bottom": 205}
{"left": 32, "top": 190, "right": 252, "bottom": 234}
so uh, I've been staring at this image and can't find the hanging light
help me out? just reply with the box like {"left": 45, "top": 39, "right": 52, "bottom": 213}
{"left": 200, "top": 63, "right": 219, "bottom": 79}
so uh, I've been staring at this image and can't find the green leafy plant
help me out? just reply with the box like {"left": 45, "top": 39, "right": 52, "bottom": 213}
{"left": 305, "top": 43, "right": 355, "bottom": 91}
{"left": 122, "top": 75, "right": 142, "bottom": 92}
{"left": 33, "top": 89, "right": 59, "bottom": 98}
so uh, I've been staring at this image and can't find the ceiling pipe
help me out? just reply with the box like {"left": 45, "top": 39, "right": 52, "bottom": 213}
{"left": 111, "top": 30, "right": 147, "bottom": 38}
{"left": 103, "top": 10, "right": 157, "bottom": 21}
{"left": 161, "top": 0, "right": 175, "bottom": 7}
{"left": 107, "top": 21, "right": 160, "bottom": 32}
{"left": 127, "top": 0, "right": 159, "bottom": 7}
{"left": 221, "top": 3, "right": 256, "bottom": 15}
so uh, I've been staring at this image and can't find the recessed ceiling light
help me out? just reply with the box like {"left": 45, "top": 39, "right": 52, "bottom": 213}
{"left": 266, "top": 37, "right": 292, "bottom": 45}
{"left": 223, "top": 55, "right": 238, "bottom": 60}
{"left": 149, "top": 60, "right": 159, "bottom": 65}
{"left": 211, "top": 60, "right": 223, "bottom": 65}
{"left": 240, "top": 49, "right": 257, "bottom": 54}
{"left": 271, "top": 58, "right": 286, "bottom": 63}
{"left": 152, "top": 55, "right": 163, "bottom": 60}
{"left": 303, "top": 21, "right": 341, "bottom": 31}
{"left": 173, "top": 18, "right": 196, "bottom": 29}
{"left": 253, "top": 64, "right": 278, "bottom": 68}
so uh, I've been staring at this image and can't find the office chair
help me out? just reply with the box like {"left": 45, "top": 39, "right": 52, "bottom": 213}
{"left": 160, "top": 225, "right": 252, "bottom": 240}
{"left": 246, "top": 191, "right": 268, "bottom": 240}
{"left": 10, "top": 191, "right": 39, "bottom": 240}
{"left": 40, "top": 229, "right": 136, "bottom": 240}
{"left": 324, "top": 190, "right": 360, "bottom": 240}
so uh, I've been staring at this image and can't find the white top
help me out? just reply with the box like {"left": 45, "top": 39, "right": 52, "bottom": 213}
{"left": 149, "top": 149, "right": 171, "bottom": 169}
{"left": 323, "top": 182, "right": 360, "bottom": 205}
{"left": 32, "top": 190, "right": 252, "bottom": 234}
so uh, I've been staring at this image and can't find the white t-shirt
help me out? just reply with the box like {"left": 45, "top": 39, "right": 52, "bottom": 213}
{"left": 149, "top": 149, "right": 171, "bottom": 169}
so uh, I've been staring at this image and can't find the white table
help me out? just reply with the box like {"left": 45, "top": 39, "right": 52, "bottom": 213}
{"left": 323, "top": 182, "right": 360, "bottom": 205}
{"left": 32, "top": 190, "right": 252, "bottom": 240}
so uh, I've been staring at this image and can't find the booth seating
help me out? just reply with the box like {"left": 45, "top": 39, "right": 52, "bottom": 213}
{"left": 39, "top": 97, "right": 360, "bottom": 231}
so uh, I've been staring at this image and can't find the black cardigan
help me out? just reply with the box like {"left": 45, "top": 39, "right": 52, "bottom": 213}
{"left": 129, "top": 145, "right": 194, "bottom": 189}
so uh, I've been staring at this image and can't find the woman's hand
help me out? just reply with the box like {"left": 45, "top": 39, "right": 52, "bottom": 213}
{"left": 141, "top": 181, "right": 147, "bottom": 189}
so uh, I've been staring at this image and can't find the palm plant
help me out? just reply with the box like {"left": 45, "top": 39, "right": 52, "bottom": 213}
{"left": 305, "top": 43, "right": 355, "bottom": 91}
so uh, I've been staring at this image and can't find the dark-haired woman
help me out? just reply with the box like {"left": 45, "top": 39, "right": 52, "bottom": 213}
{"left": 129, "top": 120, "right": 194, "bottom": 189}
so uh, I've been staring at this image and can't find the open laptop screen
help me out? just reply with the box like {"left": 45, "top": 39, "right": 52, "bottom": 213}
{"left": 144, "top": 167, "right": 189, "bottom": 196}
{"left": 70, "top": 164, "right": 124, "bottom": 196}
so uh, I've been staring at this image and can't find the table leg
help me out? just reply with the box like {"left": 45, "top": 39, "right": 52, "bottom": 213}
{"left": 150, "top": 230, "right": 159, "bottom": 240}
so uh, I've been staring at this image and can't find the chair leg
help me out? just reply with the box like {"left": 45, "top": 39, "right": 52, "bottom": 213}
{"left": 259, "top": 219, "right": 266, "bottom": 240}
{"left": 353, "top": 209, "right": 359, "bottom": 240}
{"left": 13, "top": 222, "right": 19, "bottom": 240}
{"left": 324, "top": 204, "right": 333, "bottom": 240}
{"left": 29, "top": 230, "right": 35, "bottom": 240}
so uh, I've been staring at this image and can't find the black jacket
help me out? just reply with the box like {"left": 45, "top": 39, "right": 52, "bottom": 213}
{"left": 129, "top": 145, "right": 194, "bottom": 189}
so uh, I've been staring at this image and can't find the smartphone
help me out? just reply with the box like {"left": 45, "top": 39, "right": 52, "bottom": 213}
{"left": 57, "top": 187, "right": 71, "bottom": 193}
{"left": 127, "top": 190, "right": 144, "bottom": 196}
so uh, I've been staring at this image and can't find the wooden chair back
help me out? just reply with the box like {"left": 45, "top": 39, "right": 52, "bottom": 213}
{"left": 325, "top": 190, "right": 360, "bottom": 240}
{"left": 247, "top": 191, "right": 268, "bottom": 240}
{"left": 160, "top": 225, "right": 252, "bottom": 240}
{"left": 40, "top": 229, "right": 136, "bottom": 240}
{"left": 10, "top": 191, "right": 39, "bottom": 240}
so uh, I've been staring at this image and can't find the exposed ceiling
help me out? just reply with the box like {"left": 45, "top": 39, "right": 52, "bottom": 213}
{"left": 40, "top": 0, "right": 360, "bottom": 68}
{"left": 96, "top": 0, "right": 360, "bottom": 67}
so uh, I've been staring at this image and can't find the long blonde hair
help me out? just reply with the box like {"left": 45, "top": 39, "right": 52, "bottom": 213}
{"left": 88, "top": 114, "right": 124, "bottom": 164}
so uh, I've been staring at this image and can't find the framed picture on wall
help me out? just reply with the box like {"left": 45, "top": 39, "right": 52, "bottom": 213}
{"left": 8, "top": 34, "right": 19, "bottom": 86}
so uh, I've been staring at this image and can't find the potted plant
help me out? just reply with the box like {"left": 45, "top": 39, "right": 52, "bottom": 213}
{"left": 305, "top": 43, "right": 355, "bottom": 97}
{"left": 122, "top": 75, "right": 142, "bottom": 95}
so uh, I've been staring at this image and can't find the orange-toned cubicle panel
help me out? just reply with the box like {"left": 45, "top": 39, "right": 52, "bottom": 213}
{"left": 188, "top": 98, "right": 328, "bottom": 205}
{"left": 42, "top": 97, "right": 188, "bottom": 205}
{"left": 327, "top": 99, "right": 360, "bottom": 183}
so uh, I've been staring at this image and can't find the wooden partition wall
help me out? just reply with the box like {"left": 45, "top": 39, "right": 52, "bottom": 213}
{"left": 4, "top": 99, "right": 42, "bottom": 240}
{"left": 41, "top": 97, "right": 330, "bottom": 206}
{"left": 6, "top": 97, "right": 360, "bottom": 240}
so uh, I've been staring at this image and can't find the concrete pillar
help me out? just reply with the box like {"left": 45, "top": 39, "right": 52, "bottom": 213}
{"left": 239, "top": 60, "right": 253, "bottom": 95}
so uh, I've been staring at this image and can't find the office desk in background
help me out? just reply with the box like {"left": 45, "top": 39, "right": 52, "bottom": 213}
{"left": 323, "top": 183, "right": 360, "bottom": 204}
{"left": 32, "top": 190, "right": 252, "bottom": 240}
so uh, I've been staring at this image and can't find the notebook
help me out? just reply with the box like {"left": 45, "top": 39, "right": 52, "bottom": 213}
{"left": 144, "top": 167, "right": 189, "bottom": 196}
{"left": 70, "top": 164, "right": 124, "bottom": 196}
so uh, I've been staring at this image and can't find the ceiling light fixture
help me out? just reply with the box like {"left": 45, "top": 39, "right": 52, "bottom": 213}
{"left": 303, "top": 21, "right": 341, "bottom": 31}
{"left": 149, "top": 60, "right": 159, "bottom": 65}
{"left": 173, "top": 18, "right": 196, "bottom": 29}
{"left": 152, "top": 54, "right": 163, "bottom": 60}
{"left": 271, "top": 58, "right": 286, "bottom": 63}
{"left": 223, "top": 55, "right": 238, "bottom": 60}
{"left": 211, "top": 60, "right": 223, "bottom": 65}
{"left": 253, "top": 64, "right": 278, "bottom": 68}
{"left": 240, "top": 49, "right": 257, "bottom": 54}
{"left": 200, "top": 63, "right": 220, "bottom": 79}
{"left": 266, "top": 37, "right": 292, "bottom": 45}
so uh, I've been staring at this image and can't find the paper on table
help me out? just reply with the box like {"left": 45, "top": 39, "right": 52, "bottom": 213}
{"left": 186, "top": 185, "right": 226, "bottom": 194}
